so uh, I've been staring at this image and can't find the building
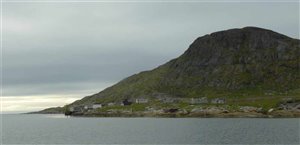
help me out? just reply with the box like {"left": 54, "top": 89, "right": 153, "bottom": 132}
{"left": 161, "top": 97, "right": 177, "bottom": 103}
{"left": 69, "top": 106, "right": 84, "bottom": 112}
{"left": 107, "top": 102, "right": 115, "bottom": 106}
{"left": 92, "top": 103, "right": 102, "bottom": 109}
{"left": 190, "top": 97, "right": 208, "bottom": 104}
{"left": 211, "top": 98, "right": 226, "bottom": 104}
{"left": 135, "top": 98, "right": 149, "bottom": 104}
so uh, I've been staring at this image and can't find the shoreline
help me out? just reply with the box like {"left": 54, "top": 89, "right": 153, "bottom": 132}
{"left": 30, "top": 110, "right": 300, "bottom": 118}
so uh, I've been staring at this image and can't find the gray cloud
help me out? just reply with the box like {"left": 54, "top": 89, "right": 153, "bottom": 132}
{"left": 3, "top": 2, "right": 299, "bottom": 97}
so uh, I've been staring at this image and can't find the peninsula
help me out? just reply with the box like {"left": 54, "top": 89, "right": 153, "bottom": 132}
{"left": 32, "top": 27, "right": 300, "bottom": 118}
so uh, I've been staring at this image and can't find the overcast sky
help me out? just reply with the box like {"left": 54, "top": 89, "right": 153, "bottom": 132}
{"left": 2, "top": 1, "right": 299, "bottom": 112}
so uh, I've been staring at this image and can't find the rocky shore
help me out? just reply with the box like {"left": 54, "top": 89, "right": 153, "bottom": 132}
{"left": 70, "top": 111, "right": 300, "bottom": 118}
{"left": 32, "top": 98, "right": 300, "bottom": 118}
{"left": 68, "top": 106, "right": 300, "bottom": 118}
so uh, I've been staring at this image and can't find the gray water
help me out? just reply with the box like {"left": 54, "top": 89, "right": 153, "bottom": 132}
{"left": 1, "top": 114, "right": 299, "bottom": 145}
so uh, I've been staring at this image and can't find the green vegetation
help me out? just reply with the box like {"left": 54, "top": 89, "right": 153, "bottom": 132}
{"left": 96, "top": 103, "right": 147, "bottom": 112}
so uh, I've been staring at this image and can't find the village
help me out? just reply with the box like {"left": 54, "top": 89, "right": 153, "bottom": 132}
{"left": 66, "top": 97, "right": 226, "bottom": 116}
{"left": 64, "top": 96, "right": 300, "bottom": 117}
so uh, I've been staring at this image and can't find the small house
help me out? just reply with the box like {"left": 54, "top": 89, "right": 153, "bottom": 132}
{"left": 190, "top": 97, "right": 208, "bottom": 104}
{"left": 107, "top": 102, "right": 115, "bottom": 106}
{"left": 92, "top": 103, "right": 102, "bottom": 109}
{"left": 84, "top": 105, "right": 92, "bottom": 110}
{"left": 161, "top": 97, "right": 177, "bottom": 103}
{"left": 69, "top": 107, "right": 74, "bottom": 112}
{"left": 84, "top": 104, "right": 94, "bottom": 110}
{"left": 211, "top": 98, "right": 226, "bottom": 104}
{"left": 69, "top": 106, "right": 84, "bottom": 113}
{"left": 135, "top": 98, "right": 149, "bottom": 104}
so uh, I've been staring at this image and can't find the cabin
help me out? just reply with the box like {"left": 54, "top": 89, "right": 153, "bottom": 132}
{"left": 190, "top": 97, "right": 208, "bottom": 104}
{"left": 69, "top": 107, "right": 74, "bottom": 112}
{"left": 85, "top": 104, "right": 100, "bottom": 110}
{"left": 211, "top": 98, "right": 226, "bottom": 104}
{"left": 135, "top": 98, "right": 149, "bottom": 104}
{"left": 161, "top": 97, "right": 178, "bottom": 103}
{"left": 162, "top": 98, "right": 173, "bottom": 103}
{"left": 92, "top": 103, "right": 102, "bottom": 109}
{"left": 69, "top": 106, "right": 84, "bottom": 113}
{"left": 107, "top": 102, "right": 115, "bottom": 106}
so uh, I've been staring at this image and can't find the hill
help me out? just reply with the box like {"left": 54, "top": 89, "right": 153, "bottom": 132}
{"left": 69, "top": 27, "right": 299, "bottom": 107}
{"left": 33, "top": 27, "right": 300, "bottom": 117}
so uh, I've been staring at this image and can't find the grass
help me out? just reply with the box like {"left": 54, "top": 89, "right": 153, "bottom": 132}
{"left": 92, "top": 95, "right": 300, "bottom": 114}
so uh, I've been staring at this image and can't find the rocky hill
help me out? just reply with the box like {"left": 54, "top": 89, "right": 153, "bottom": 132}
{"left": 32, "top": 27, "right": 300, "bottom": 117}
{"left": 68, "top": 27, "right": 299, "bottom": 107}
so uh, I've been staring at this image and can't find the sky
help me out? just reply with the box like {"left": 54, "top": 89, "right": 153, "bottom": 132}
{"left": 1, "top": 0, "right": 299, "bottom": 113}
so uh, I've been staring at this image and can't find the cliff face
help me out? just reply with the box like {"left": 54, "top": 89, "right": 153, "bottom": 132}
{"left": 71, "top": 27, "right": 300, "bottom": 105}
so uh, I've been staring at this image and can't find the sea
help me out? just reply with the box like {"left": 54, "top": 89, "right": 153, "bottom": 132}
{"left": 1, "top": 114, "right": 299, "bottom": 145}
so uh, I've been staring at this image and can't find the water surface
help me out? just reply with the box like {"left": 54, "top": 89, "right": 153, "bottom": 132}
{"left": 1, "top": 114, "right": 299, "bottom": 144}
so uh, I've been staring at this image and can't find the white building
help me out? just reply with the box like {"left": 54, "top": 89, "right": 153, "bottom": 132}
{"left": 84, "top": 105, "right": 94, "bottom": 110}
{"left": 69, "top": 106, "right": 84, "bottom": 112}
{"left": 160, "top": 97, "right": 178, "bottom": 103}
{"left": 190, "top": 97, "right": 208, "bottom": 104}
{"left": 211, "top": 98, "right": 226, "bottom": 104}
{"left": 92, "top": 104, "right": 102, "bottom": 109}
{"left": 135, "top": 98, "right": 149, "bottom": 104}
{"left": 69, "top": 107, "right": 74, "bottom": 112}
{"left": 107, "top": 102, "right": 115, "bottom": 106}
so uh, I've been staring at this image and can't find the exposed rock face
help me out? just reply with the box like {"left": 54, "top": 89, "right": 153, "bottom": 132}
{"left": 166, "top": 27, "right": 299, "bottom": 90}
{"left": 279, "top": 102, "right": 300, "bottom": 110}
{"left": 71, "top": 27, "right": 300, "bottom": 106}
{"left": 183, "top": 27, "right": 295, "bottom": 65}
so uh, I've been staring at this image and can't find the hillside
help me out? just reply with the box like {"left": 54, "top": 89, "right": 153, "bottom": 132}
{"left": 32, "top": 27, "right": 300, "bottom": 117}
{"left": 69, "top": 27, "right": 299, "bottom": 108}
{"left": 29, "top": 107, "right": 65, "bottom": 114}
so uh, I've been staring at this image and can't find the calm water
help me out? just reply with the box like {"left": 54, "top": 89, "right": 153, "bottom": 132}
{"left": 1, "top": 114, "right": 299, "bottom": 145}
